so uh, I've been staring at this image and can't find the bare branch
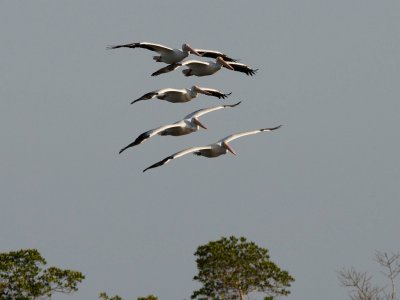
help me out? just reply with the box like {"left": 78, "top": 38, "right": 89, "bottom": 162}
{"left": 338, "top": 267, "right": 384, "bottom": 300}
{"left": 374, "top": 251, "right": 400, "bottom": 300}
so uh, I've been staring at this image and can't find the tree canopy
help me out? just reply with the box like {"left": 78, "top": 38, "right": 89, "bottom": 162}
{"left": 192, "top": 236, "right": 294, "bottom": 300}
{"left": 0, "top": 249, "right": 85, "bottom": 300}
{"left": 99, "top": 293, "right": 158, "bottom": 300}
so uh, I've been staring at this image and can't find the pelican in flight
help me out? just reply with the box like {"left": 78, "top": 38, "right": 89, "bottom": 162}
{"left": 107, "top": 42, "right": 237, "bottom": 64}
{"left": 131, "top": 85, "right": 231, "bottom": 104}
{"left": 107, "top": 42, "right": 202, "bottom": 64}
{"left": 119, "top": 102, "right": 241, "bottom": 154}
{"left": 151, "top": 57, "right": 258, "bottom": 77}
{"left": 143, "top": 125, "right": 282, "bottom": 172}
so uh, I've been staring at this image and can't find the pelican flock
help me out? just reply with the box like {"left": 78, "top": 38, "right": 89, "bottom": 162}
{"left": 119, "top": 102, "right": 241, "bottom": 154}
{"left": 108, "top": 40, "right": 281, "bottom": 172}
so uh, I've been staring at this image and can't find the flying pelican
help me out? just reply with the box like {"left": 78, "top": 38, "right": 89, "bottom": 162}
{"left": 143, "top": 125, "right": 282, "bottom": 172}
{"left": 106, "top": 42, "right": 202, "bottom": 64}
{"left": 131, "top": 85, "right": 231, "bottom": 104}
{"left": 119, "top": 102, "right": 241, "bottom": 154}
{"left": 151, "top": 57, "right": 258, "bottom": 77}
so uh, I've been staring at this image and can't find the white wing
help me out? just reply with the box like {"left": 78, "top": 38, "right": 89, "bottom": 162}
{"left": 107, "top": 42, "right": 173, "bottom": 53}
{"left": 219, "top": 126, "right": 282, "bottom": 144}
{"left": 132, "top": 88, "right": 185, "bottom": 104}
{"left": 184, "top": 102, "right": 241, "bottom": 120}
{"left": 119, "top": 123, "right": 183, "bottom": 154}
{"left": 151, "top": 63, "right": 183, "bottom": 76}
{"left": 151, "top": 60, "right": 212, "bottom": 76}
{"left": 143, "top": 146, "right": 213, "bottom": 172}
{"left": 181, "top": 60, "right": 210, "bottom": 66}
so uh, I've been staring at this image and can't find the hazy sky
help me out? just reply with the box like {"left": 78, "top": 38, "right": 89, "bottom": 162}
{"left": 1, "top": 1, "right": 399, "bottom": 299}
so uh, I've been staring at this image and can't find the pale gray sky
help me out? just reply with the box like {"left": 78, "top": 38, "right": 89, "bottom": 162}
{"left": 1, "top": 1, "right": 399, "bottom": 299}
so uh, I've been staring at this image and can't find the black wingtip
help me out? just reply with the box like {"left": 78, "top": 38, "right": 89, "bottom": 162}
{"left": 142, "top": 156, "right": 172, "bottom": 173}
{"left": 248, "top": 69, "right": 259, "bottom": 76}
{"left": 119, "top": 138, "right": 143, "bottom": 154}
{"left": 219, "top": 92, "right": 232, "bottom": 99}
{"left": 131, "top": 99, "right": 140, "bottom": 104}
{"left": 106, "top": 45, "right": 125, "bottom": 50}
{"left": 119, "top": 146, "right": 130, "bottom": 154}
{"left": 265, "top": 125, "right": 283, "bottom": 131}
{"left": 225, "top": 101, "right": 241, "bottom": 108}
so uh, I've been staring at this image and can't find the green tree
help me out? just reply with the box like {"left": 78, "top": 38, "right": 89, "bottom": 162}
{"left": 0, "top": 249, "right": 84, "bottom": 300}
{"left": 99, "top": 293, "right": 158, "bottom": 300}
{"left": 138, "top": 295, "right": 158, "bottom": 300}
{"left": 99, "top": 292, "right": 123, "bottom": 300}
{"left": 191, "top": 236, "right": 294, "bottom": 300}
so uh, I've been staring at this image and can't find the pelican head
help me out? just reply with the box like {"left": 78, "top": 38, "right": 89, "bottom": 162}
{"left": 193, "top": 118, "right": 207, "bottom": 130}
{"left": 182, "top": 43, "right": 201, "bottom": 57}
{"left": 216, "top": 56, "right": 234, "bottom": 70}
{"left": 222, "top": 141, "right": 236, "bottom": 155}
{"left": 192, "top": 85, "right": 212, "bottom": 96}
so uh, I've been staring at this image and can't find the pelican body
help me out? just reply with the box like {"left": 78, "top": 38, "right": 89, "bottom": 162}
{"left": 132, "top": 85, "right": 231, "bottom": 104}
{"left": 107, "top": 42, "right": 201, "bottom": 64}
{"left": 143, "top": 126, "right": 282, "bottom": 172}
{"left": 119, "top": 102, "right": 241, "bottom": 154}
{"left": 151, "top": 57, "right": 258, "bottom": 77}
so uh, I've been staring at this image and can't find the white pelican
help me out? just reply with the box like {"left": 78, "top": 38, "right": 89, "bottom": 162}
{"left": 119, "top": 102, "right": 241, "bottom": 154}
{"left": 106, "top": 42, "right": 202, "bottom": 64}
{"left": 143, "top": 125, "right": 282, "bottom": 172}
{"left": 151, "top": 57, "right": 258, "bottom": 77}
{"left": 131, "top": 85, "right": 231, "bottom": 104}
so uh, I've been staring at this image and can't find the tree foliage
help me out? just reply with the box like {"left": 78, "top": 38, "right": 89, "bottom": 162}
{"left": 191, "top": 236, "right": 294, "bottom": 300}
{"left": 99, "top": 292, "right": 123, "bottom": 300}
{"left": 0, "top": 249, "right": 85, "bottom": 300}
{"left": 137, "top": 295, "right": 158, "bottom": 300}
{"left": 99, "top": 293, "right": 158, "bottom": 300}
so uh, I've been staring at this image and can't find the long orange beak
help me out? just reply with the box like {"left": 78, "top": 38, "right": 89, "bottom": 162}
{"left": 187, "top": 44, "right": 201, "bottom": 57}
{"left": 217, "top": 57, "right": 234, "bottom": 70}
{"left": 193, "top": 118, "right": 207, "bottom": 129}
{"left": 223, "top": 142, "right": 236, "bottom": 155}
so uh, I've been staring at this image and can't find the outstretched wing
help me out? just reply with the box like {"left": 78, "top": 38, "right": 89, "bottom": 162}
{"left": 151, "top": 63, "right": 182, "bottom": 76}
{"left": 119, "top": 124, "right": 183, "bottom": 154}
{"left": 225, "top": 62, "right": 258, "bottom": 76}
{"left": 184, "top": 102, "right": 241, "bottom": 120}
{"left": 200, "top": 87, "right": 232, "bottom": 99}
{"left": 219, "top": 126, "right": 282, "bottom": 144}
{"left": 107, "top": 42, "right": 173, "bottom": 54}
{"left": 143, "top": 146, "right": 212, "bottom": 172}
{"left": 131, "top": 88, "right": 184, "bottom": 104}
{"left": 131, "top": 90, "right": 159, "bottom": 104}
{"left": 195, "top": 49, "right": 237, "bottom": 62}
